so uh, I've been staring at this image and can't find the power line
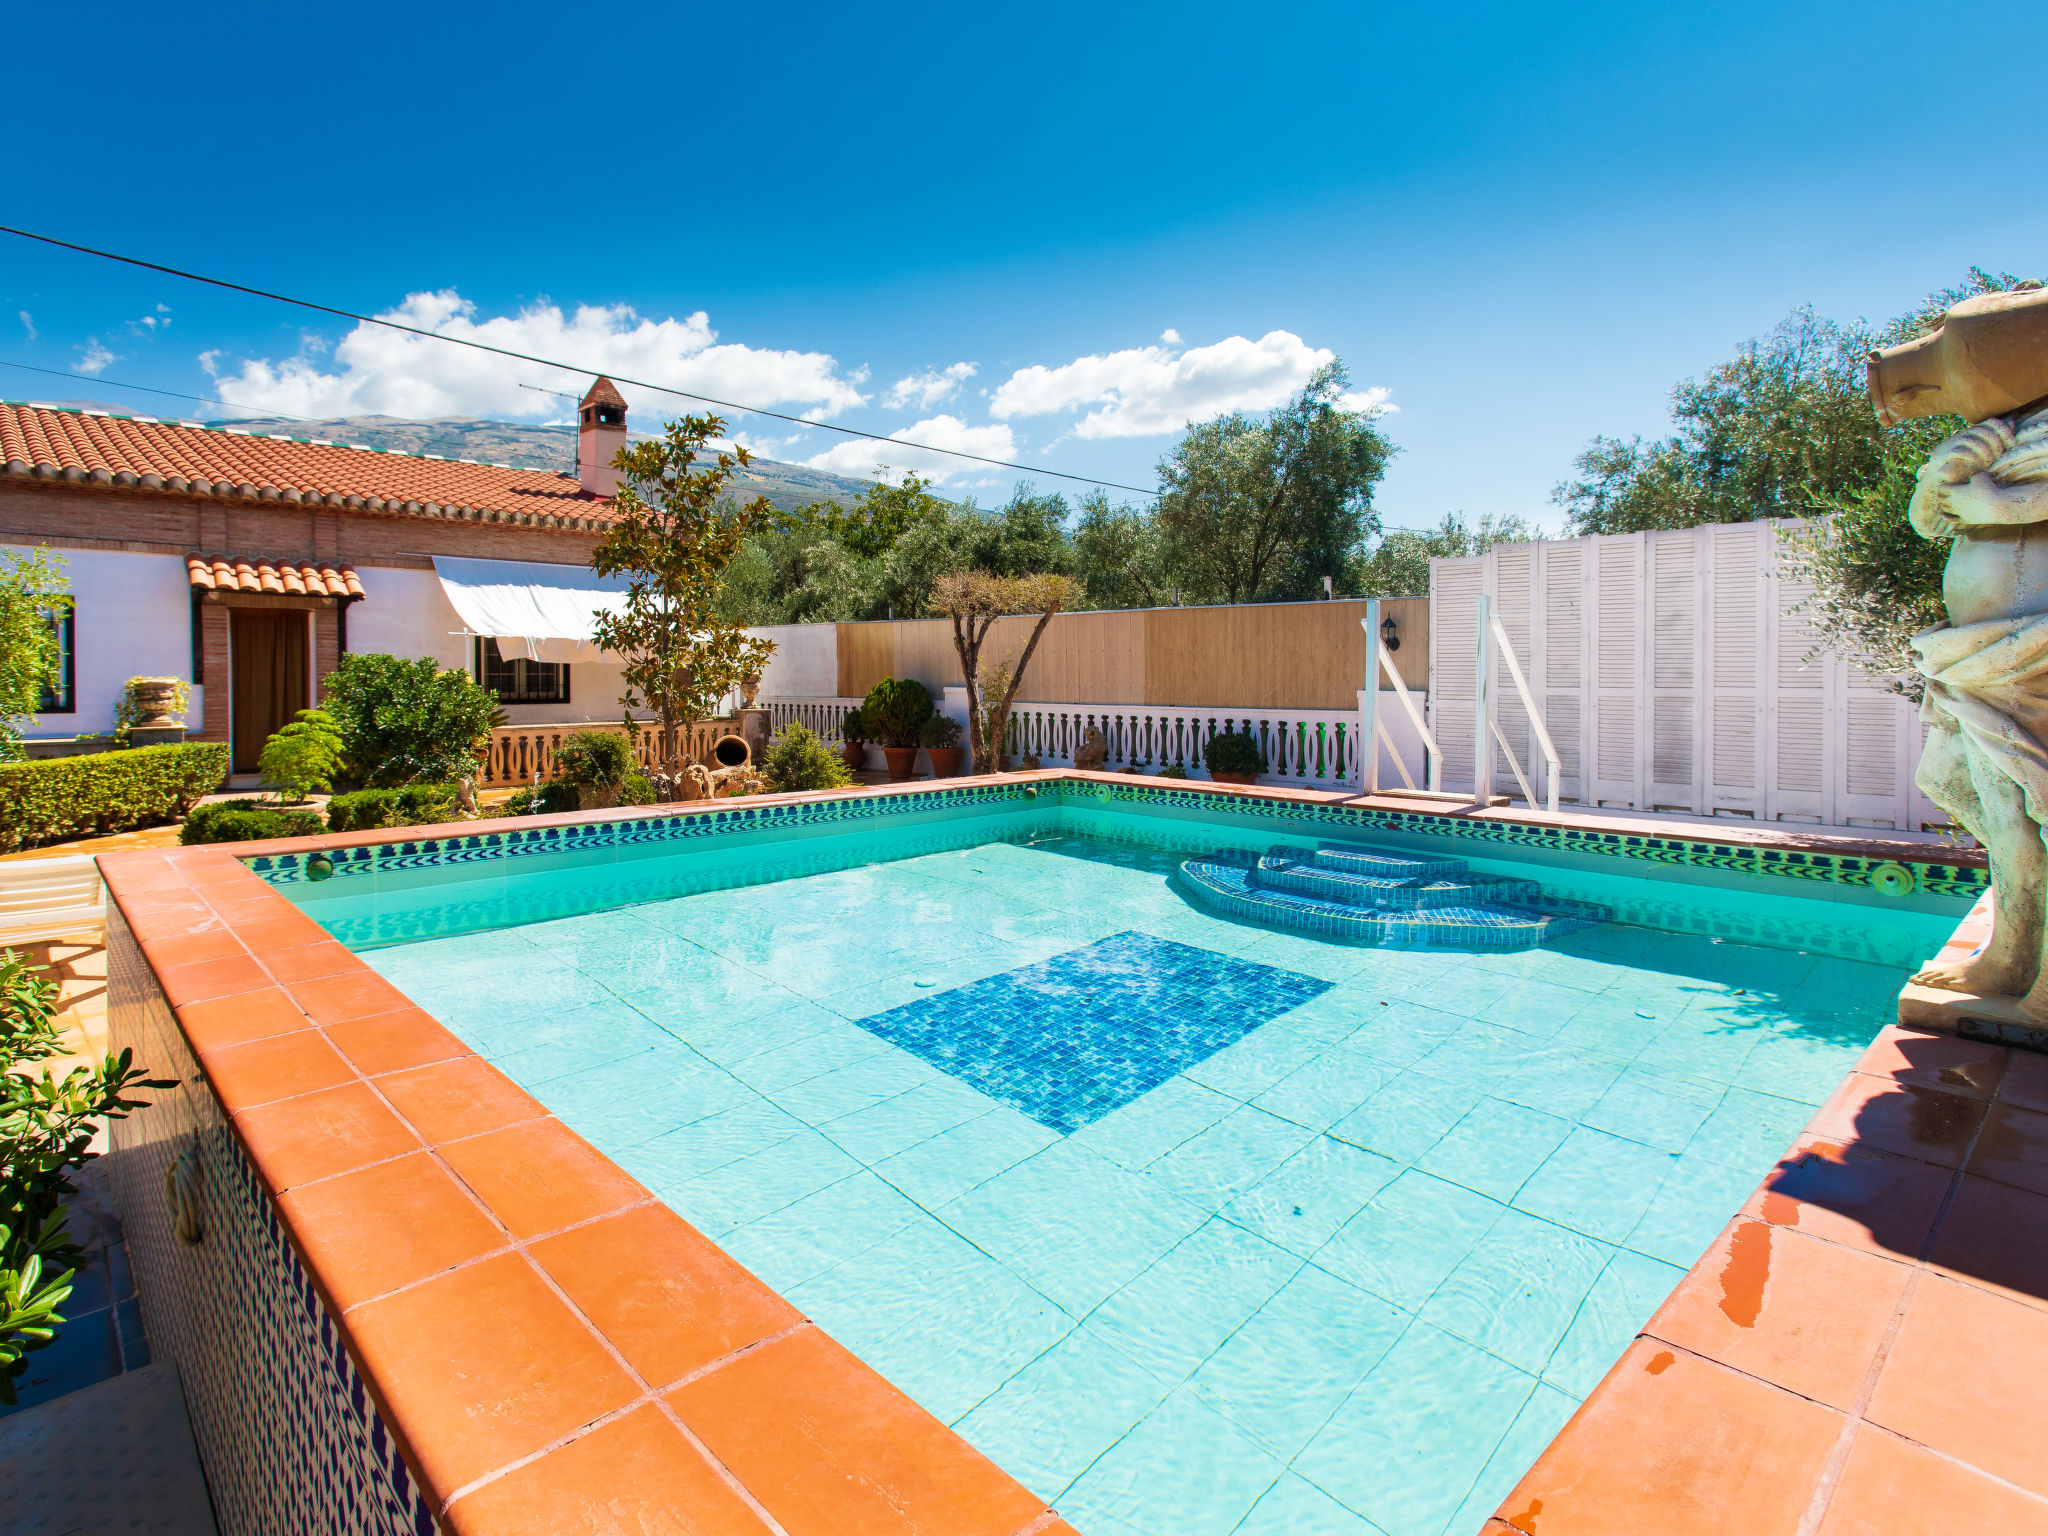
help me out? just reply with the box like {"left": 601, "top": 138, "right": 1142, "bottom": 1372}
{"left": 0, "top": 356, "right": 320, "bottom": 421}
{"left": 0, "top": 222, "right": 1163, "bottom": 498}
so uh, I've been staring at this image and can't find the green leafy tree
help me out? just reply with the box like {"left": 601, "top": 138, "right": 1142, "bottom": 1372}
{"left": 1073, "top": 491, "right": 1167, "bottom": 610}
{"left": 932, "top": 570, "right": 1080, "bottom": 774}
{"left": 1155, "top": 363, "right": 1394, "bottom": 604}
{"left": 816, "top": 472, "right": 950, "bottom": 560}
{"left": 322, "top": 653, "right": 500, "bottom": 788}
{"left": 2, "top": 949, "right": 169, "bottom": 1404}
{"left": 591, "top": 415, "right": 778, "bottom": 775}
{"left": 1353, "top": 512, "right": 1542, "bottom": 597}
{"left": 257, "top": 708, "right": 345, "bottom": 803}
{"left": 0, "top": 548, "right": 69, "bottom": 761}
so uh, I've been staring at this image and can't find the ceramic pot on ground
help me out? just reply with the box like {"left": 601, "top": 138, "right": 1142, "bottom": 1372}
{"left": 926, "top": 747, "right": 965, "bottom": 778}
{"left": 842, "top": 739, "right": 868, "bottom": 771}
{"left": 1209, "top": 772, "right": 1258, "bottom": 786}
{"left": 881, "top": 746, "right": 919, "bottom": 781}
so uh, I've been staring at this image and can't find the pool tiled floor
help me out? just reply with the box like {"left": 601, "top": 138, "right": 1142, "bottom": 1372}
{"left": 365, "top": 835, "right": 1908, "bottom": 1536}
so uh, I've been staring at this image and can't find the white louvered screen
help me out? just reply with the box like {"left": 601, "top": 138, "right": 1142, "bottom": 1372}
{"left": 1543, "top": 543, "right": 1585, "bottom": 799}
{"left": 1647, "top": 531, "right": 1697, "bottom": 807}
{"left": 1429, "top": 557, "right": 1486, "bottom": 793}
{"left": 1590, "top": 534, "right": 1643, "bottom": 807}
{"left": 1492, "top": 545, "right": 1536, "bottom": 790}
{"left": 1769, "top": 572, "right": 1830, "bottom": 822}
{"left": 1705, "top": 523, "right": 1763, "bottom": 815}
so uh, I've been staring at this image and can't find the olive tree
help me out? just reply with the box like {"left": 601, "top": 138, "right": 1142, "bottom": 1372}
{"left": 932, "top": 570, "right": 1079, "bottom": 774}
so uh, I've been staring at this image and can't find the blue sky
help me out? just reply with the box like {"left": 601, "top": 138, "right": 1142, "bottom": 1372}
{"left": 3, "top": 0, "right": 2037, "bottom": 531}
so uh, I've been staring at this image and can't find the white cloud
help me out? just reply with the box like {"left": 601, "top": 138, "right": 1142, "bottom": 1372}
{"left": 988, "top": 329, "right": 1392, "bottom": 439}
{"left": 884, "top": 361, "right": 977, "bottom": 411}
{"left": 132, "top": 303, "right": 172, "bottom": 333}
{"left": 204, "top": 290, "right": 869, "bottom": 425}
{"left": 18, "top": 312, "right": 34, "bottom": 341}
{"left": 804, "top": 415, "right": 1016, "bottom": 486}
{"left": 76, "top": 339, "right": 115, "bottom": 376}
{"left": 1160, "top": 328, "right": 1182, "bottom": 344}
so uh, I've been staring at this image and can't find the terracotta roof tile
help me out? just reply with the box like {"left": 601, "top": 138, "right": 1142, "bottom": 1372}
{"left": 0, "top": 402, "right": 618, "bottom": 530}
{"left": 187, "top": 555, "right": 365, "bottom": 599}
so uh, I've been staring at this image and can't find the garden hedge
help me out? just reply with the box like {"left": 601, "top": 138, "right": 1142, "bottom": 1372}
{"left": 0, "top": 742, "right": 228, "bottom": 853}
{"left": 180, "top": 800, "right": 327, "bottom": 845}
{"left": 326, "top": 784, "right": 463, "bottom": 833}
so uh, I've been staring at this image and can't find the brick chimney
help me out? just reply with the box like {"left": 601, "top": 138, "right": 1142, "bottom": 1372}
{"left": 577, "top": 376, "right": 629, "bottom": 496}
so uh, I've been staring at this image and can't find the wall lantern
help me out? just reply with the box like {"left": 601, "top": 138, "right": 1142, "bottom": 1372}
{"left": 1380, "top": 614, "right": 1401, "bottom": 652}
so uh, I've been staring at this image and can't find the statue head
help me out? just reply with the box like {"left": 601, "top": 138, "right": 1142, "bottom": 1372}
{"left": 1868, "top": 283, "right": 2048, "bottom": 426}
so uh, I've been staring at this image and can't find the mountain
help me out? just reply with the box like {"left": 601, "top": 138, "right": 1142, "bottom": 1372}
{"left": 204, "top": 414, "right": 880, "bottom": 514}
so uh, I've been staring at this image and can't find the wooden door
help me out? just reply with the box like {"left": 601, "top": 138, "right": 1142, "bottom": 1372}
{"left": 231, "top": 609, "right": 308, "bottom": 773}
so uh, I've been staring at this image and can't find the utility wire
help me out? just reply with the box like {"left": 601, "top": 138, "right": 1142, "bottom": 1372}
{"left": 0, "top": 222, "right": 1163, "bottom": 498}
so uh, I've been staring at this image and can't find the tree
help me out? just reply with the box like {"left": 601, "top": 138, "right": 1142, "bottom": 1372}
{"left": 1352, "top": 512, "right": 1542, "bottom": 597}
{"left": 0, "top": 548, "right": 68, "bottom": 761}
{"left": 322, "top": 654, "right": 501, "bottom": 788}
{"left": 1155, "top": 363, "right": 1394, "bottom": 604}
{"left": 932, "top": 570, "right": 1080, "bottom": 774}
{"left": 591, "top": 415, "right": 779, "bottom": 777}
{"left": 816, "top": 471, "right": 950, "bottom": 560}
{"left": 257, "top": 708, "right": 345, "bottom": 803}
{"left": 1073, "top": 491, "right": 1167, "bottom": 610}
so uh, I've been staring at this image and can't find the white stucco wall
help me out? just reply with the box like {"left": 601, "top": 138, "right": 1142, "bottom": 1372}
{"left": 11, "top": 546, "right": 197, "bottom": 739}
{"left": 749, "top": 623, "right": 838, "bottom": 698}
{"left": 345, "top": 564, "right": 632, "bottom": 725}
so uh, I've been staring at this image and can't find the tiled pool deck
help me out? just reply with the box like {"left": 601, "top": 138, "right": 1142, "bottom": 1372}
{"left": 88, "top": 772, "right": 2043, "bottom": 1536}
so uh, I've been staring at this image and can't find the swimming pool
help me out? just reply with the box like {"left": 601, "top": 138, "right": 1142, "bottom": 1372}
{"left": 275, "top": 788, "right": 1969, "bottom": 1536}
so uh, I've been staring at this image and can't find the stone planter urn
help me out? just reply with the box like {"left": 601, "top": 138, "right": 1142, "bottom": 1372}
{"left": 128, "top": 678, "right": 184, "bottom": 730}
{"left": 738, "top": 673, "right": 762, "bottom": 709}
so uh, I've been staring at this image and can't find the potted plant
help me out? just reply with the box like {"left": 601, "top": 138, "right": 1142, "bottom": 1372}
{"left": 1203, "top": 727, "right": 1265, "bottom": 786}
{"left": 862, "top": 677, "right": 935, "bottom": 782}
{"left": 840, "top": 706, "right": 870, "bottom": 772}
{"left": 921, "top": 715, "right": 964, "bottom": 778}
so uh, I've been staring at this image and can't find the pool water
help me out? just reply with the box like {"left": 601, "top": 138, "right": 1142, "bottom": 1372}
{"left": 358, "top": 832, "right": 1916, "bottom": 1536}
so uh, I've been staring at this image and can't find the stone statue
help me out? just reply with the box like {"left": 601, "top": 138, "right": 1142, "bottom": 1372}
{"left": 1074, "top": 726, "right": 1108, "bottom": 771}
{"left": 1869, "top": 284, "right": 2048, "bottom": 1019}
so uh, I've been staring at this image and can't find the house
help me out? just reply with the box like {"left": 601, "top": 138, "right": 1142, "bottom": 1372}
{"left": 1, "top": 378, "right": 643, "bottom": 772}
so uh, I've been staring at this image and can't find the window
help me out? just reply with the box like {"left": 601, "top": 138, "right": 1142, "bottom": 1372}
{"left": 39, "top": 604, "right": 75, "bottom": 714}
{"left": 476, "top": 637, "right": 569, "bottom": 705}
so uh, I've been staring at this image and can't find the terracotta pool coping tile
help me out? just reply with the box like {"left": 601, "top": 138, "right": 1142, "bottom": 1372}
{"left": 436, "top": 1118, "right": 650, "bottom": 1241}
{"left": 137, "top": 925, "right": 246, "bottom": 970}
{"left": 442, "top": 1402, "right": 774, "bottom": 1536}
{"left": 528, "top": 1205, "right": 801, "bottom": 1389}
{"left": 1925, "top": 1174, "right": 2048, "bottom": 1312}
{"left": 277, "top": 1150, "right": 508, "bottom": 1311}
{"left": 1815, "top": 1426, "right": 2048, "bottom": 1536}
{"left": 1806, "top": 1073, "right": 1986, "bottom": 1169}
{"left": 285, "top": 969, "right": 418, "bottom": 1027}
{"left": 1490, "top": 1340, "right": 1844, "bottom": 1536}
{"left": 347, "top": 1251, "right": 641, "bottom": 1500}
{"left": 201, "top": 1028, "right": 356, "bottom": 1110}
{"left": 324, "top": 1006, "right": 471, "bottom": 1078}
{"left": 1854, "top": 1024, "right": 2006, "bottom": 1101}
{"left": 1743, "top": 1135, "right": 1955, "bottom": 1262}
{"left": 1997, "top": 1050, "right": 2048, "bottom": 1115}
{"left": 222, "top": 908, "right": 333, "bottom": 952}
{"left": 252, "top": 939, "right": 363, "bottom": 986}
{"left": 1964, "top": 1101, "right": 2048, "bottom": 1199}
{"left": 232, "top": 1080, "right": 425, "bottom": 1192}
{"left": 1645, "top": 1218, "right": 1913, "bottom": 1410}
{"left": 373, "top": 1054, "right": 546, "bottom": 1143}
{"left": 155, "top": 951, "right": 273, "bottom": 1008}
{"left": 666, "top": 1326, "right": 1048, "bottom": 1536}
{"left": 175, "top": 986, "right": 314, "bottom": 1052}
{"left": 1865, "top": 1273, "right": 2048, "bottom": 1500}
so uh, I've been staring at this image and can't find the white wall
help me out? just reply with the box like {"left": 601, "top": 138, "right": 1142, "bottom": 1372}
{"left": 345, "top": 564, "right": 632, "bottom": 725}
{"left": 10, "top": 547, "right": 195, "bottom": 739}
{"left": 749, "top": 623, "right": 838, "bottom": 697}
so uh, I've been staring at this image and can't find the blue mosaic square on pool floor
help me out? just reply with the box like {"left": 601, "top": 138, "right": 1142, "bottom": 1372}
{"left": 855, "top": 930, "right": 1332, "bottom": 1134}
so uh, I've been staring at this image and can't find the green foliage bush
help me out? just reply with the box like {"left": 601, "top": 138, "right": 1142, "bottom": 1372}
{"left": 179, "top": 800, "right": 326, "bottom": 844}
{"left": 553, "top": 730, "right": 636, "bottom": 787}
{"left": 1202, "top": 729, "right": 1265, "bottom": 776}
{"left": 620, "top": 773, "right": 657, "bottom": 806}
{"left": 322, "top": 653, "right": 499, "bottom": 788}
{"left": 860, "top": 677, "right": 934, "bottom": 748}
{"left": 1, "top": 948, "right": 168, "bottom": 1403}
{"left": 840, "top": 707, "right": 867, "bottom": 742}
{"left": 919, "top": 715, "right": 961, "bottom": 750}
{"left": 1156, "top": 764, "right": 1189, "bottom": 779}
{"left": 258, "top": 708, "right": 345, "bottom": 803}
{"left": 762, "top": 723, "right": 853, "bottom": 793}
{"left": 0, "top": 742, "right": 227, "bottom": 853}
{"left": 324, "top": 783, "right": 463, "bottom": 834}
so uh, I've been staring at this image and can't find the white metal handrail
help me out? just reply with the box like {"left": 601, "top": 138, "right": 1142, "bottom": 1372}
{"left": 1360, "top": 602, "right": 1440, "bottom": 795}
{"left": 1474, "top": 593, "right": 1561, "bottom": 815}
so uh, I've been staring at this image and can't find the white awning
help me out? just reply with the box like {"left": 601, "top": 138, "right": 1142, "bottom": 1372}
{"left": 432, "top": 556, "right": 632, "bottom": 665}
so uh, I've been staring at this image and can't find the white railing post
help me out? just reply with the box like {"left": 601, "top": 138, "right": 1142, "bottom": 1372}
{"left": 1474, "top": 592, "right": 1496, "bottom": 804}
{"left": 1361, "top": 600, "right": 1380, "bottom": 795}
{"left": 1487, "top": 610, "right": 1561, "bottom": 815}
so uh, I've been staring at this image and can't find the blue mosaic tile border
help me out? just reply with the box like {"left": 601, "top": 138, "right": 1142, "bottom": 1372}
{"left": 244, "top": 777, "right": 1987, "bottom": 903}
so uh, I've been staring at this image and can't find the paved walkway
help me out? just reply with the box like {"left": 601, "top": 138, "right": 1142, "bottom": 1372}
{"left": 0, "top": 1360, "right": 219, "bottom": 1534}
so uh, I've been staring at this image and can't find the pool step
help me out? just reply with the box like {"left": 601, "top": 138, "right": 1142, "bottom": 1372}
{"left": 1172, "top": 843, "right": 1610, "bottom": 950}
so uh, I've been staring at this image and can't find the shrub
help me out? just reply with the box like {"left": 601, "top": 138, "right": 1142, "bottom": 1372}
{"left": 840, "top": 706, "right": 866, "bottom": 743}
{"left": 2, "top": 948, "right": 169, "bottom": 1403}
{"left": 323, "top": 783, "right": 464, "bottom": 833}
{"left": 258, "top": 709, "right": 345, "bottom": 803}
{"left": 180, "top": 800, "right": 326, "bottom": 844}
{"left": 860, "top": 677, "right": 934, "bottom": 748}
{"left": 762, "top": 723, "right": 853, "bottom": 793}
{"left": 501, "top": 786, "right": 535, "bottom": 817}
{"left": 1202, "top": 729, "right": 1265, "bottom": 777}
{"left": 529, "top": 781, "right": 580, "bottom": 814}
{"left": 0, "top": 742, "right": 227, "bottom": 853}
{"left": 1156, "top": 764, "right": 1190, "bottom": 780}
{"left": 553, "top": 730, "right": 636, "bottom": 787}
{"left": 919, "top": 715, "right": 962, "bottom": 750}
{"left": 620, "top": 773, "right": 657, "bottom": 806}
{"left": 322, "top": 653, "right": 499, "bottom": 788}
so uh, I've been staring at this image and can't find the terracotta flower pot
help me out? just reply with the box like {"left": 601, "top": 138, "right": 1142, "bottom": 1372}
{"left": 842, "top": 740, "right": 868, "bottom": 771}
{"left": 881, "top": 745, "right": 919, "bottom": 782}
{"left": 926, "top": 747, "right": 965, "bottom": 778}
{"left": 1209, "top": 771, "right": 1258, "bottom": 786}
